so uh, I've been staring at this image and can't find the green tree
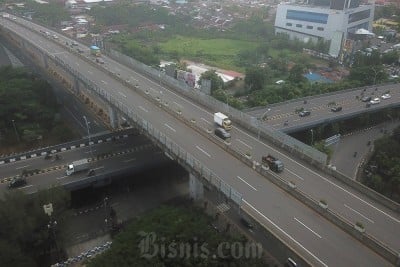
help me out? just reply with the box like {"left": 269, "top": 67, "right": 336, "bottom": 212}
{"left": 199, "top": 70, "right": 224, "bottom": 94}
{"left": 288, "top": 64, "right": 307, "bottom": 84}
{"left": 245, "top": 66, "right": 267, "bottom": 91}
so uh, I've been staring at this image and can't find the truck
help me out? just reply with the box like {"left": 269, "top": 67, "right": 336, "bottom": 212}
{"left": 214, "top": 112, "right": 232, "bottom": 130}
{"left": 262, "top": 154, "right": 284, "bottom": 173}
{"left": 66, "top": 158, "right": 90, "bottom": 176}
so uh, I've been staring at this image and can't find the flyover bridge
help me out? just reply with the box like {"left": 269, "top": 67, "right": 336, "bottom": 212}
{"left": 1, "top": 14, "right": 399, "bottom": 266}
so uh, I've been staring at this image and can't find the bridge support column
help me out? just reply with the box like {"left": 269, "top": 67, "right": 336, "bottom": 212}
{"left": 189, "top": 174, "right": 204, "bottom": 201}
{"left": 108, "top": 106, "right": 119, "bottom": 129}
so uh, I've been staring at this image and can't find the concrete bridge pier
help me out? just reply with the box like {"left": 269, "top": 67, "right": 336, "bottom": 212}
{"left": 108, "top": 106, "right": 119, "bottom": 129}
{"left": 189, "top": 174, "right": 204, "bottom": 201}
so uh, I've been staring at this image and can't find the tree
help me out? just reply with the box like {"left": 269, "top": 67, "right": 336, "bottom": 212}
{"left": 199, "top": 70, "right": 224, "bottom": 94}
{"left": 288, "top": 64, "right": 307, "bottom": 84}
{"left": 244, "top": 66, "right": 267, "bottom": 91}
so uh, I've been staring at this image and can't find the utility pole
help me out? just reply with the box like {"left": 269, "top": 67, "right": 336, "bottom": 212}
{"left": 11, "top": 119, "right": 20, "bottom": 143}
{"left": 83, "top": 116, "right": 93, "bottom": 158}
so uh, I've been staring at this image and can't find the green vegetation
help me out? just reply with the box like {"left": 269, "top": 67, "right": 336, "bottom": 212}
{"left": 362, "top": 125, "right": 400, "bottom": 203}
{"left": 25, "top": 1, "right": 70, "bottom": 27}
{"left": 0, "top": 66, "right": 76, "bottom": 152}
{"left": 87, "top": 205, "right": 267, "bottom": 267}
{"left": 0, "top": 187, "right": 70, "bottom": 267}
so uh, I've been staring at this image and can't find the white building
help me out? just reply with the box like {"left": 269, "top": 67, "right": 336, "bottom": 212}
{"left": 274, "top": 0, "right": 375, "bottom": 57}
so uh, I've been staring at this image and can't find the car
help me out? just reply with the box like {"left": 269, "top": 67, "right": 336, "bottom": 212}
{"left": 361, "top": 96, "right": 372, "bottom": 102}
{"left": 285, "top": 258, "right": 298, "bottom": 267}
{"left": 299, "top": 110, "right": 311, "bottom": 117}
{"left": 8, "top": 176, "right": 27, "bottom": 189}
{"left": 96, "top": 58, "right": 104, "bottom": 64}
{"left": 240, "top": 217, "right": 254, "bottom": 230}
{"left": 370, "top": 97, "right": 380, "bottom": 104}
{"left": 52, "top": 34, "right": 58, "bottom": 39}
{"left": 381, "top": 93, "right": 391, "bottom": 99}
{"left": 214, "top": 127, "right": 231, "bottom": 140}
{"left": 331, "top": 106, "right": 342, "bottom": 112}
{"left": 77, "top": 48, "right": 84, "bottom": 53}
{"left": 87, "top": 169, "right": 95, "bottom": 176}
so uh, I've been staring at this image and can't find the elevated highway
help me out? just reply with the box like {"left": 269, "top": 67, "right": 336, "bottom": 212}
{"left": 246, "top": 84, "right": 400, "bottom": 133}
{"left": 1, "top": 15, "right": 399, "bottom": 266}
{"left": 0, "top": 130, "right": 170, "bottom": 196}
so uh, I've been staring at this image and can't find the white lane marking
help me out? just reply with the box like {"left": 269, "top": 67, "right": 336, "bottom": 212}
{"left": 164, "top": 123, "right": 176, "bottom": 132}
{"left": 88, "top": 70, "right": 93, "bottom": 74}
{"left": 173, "top": 101, "right": 183, "bottom": 108}
{"left": 118, "top": 91, "right": 127, "bottom": 98}
{"left": 294, "top": 217, "right": 322, "bottom": 238}
{"left": 344, "top": 204, "right": 375, "bottom": 224}
{"left": 236, "top": 139, "right": 252, "bottom": 150}
{"left": 101, "top": 80, "right": 107, "bottom": 84}
{"left": 293, "top": 118, "right": 300, "bottom": 122}
{"left": 201, "top": 117, "right": 211, "bottom": 125}
{"left": 237, "top": 176, "right": 257, "bottom": 191}
{"left": 16, "top": 165, "right": 30, "bottom": 170}
{"left": 138, "top": 106, "right": 148, "bottom": 113}
{"left": 196, "top": 145, "right": 211, "bottom": 158}
{"left": 20, "top": 185, "right": 33, "bottom": 189}
{"left": 57, "top": 175, "right": 68, "bottom": 180}
{"left": 236, "top": 117, "right": 400, "bottom": 224}
{"left": 93, "top": 166, "right": 104, "bottom": 171}
{"left": 123, "top": 158, "right": 136, "bottom": 163}
{"left": 244, "top": 200, "right": 328, "bottom": 267}
{"left": 84, "top": 149, "right": 97, "bottom": 153}
{"left": 286, "top": 169, "right": 304, "bottom": 181}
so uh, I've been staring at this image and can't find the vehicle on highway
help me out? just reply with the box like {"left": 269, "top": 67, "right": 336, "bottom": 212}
{"left": 370, "top": 97, "right": 380, "bottom": 104}
{"left": 96, "top": 58, "right": 104, "bottom": 64}
{"left": 361, "top": 96, "right": 372, "bottom": 102}
{"left": 298, "top": 110, "right": 311, "bottom": 117}
{"left": 262, "top": 154, "right": 284, "bottom": 172}
{"left": 381, "top": 93, "right": 391, "bottom": 99}
{"left": 240, "top": 217, "right": 254, "bottom": 230}
{"left": 8, "top": 176, "right": 27, "bottom": 189}
{"left": 66, "top": 158, "right": 90, "bottom": 176}
{"left": 214, "top": 112, "right": 232, "bottom": 130}
{"left": 87, "top": 169, "right": 95, "bottom": 176}
{"left": 52, "top": 34, "right": 58, "bottom": 39}
{"left": 77, "top": 48, "right": 84, "bottom": 53}
{"left": 286, "top": 258, "right": 298, "bottom": 267}
{"left": 214, "top": 127, "right": 231, "bottom": 140}
{"left": 331, "top": 106, "right": 342, "bottom": 112}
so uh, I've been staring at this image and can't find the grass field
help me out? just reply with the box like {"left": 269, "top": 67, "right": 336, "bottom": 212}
{"left": 159, "top": 35, "right": 258, "bottom": 70}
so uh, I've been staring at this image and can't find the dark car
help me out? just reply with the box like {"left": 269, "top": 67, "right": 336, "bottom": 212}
{"left": 87, "top": 169, "right": 95, "bottom": 176}
{"left": 240, "top": 217, "right": 254, "bottom": 230}
{"left": 331, "top": 106, "right": 342, "bottom": 112}
{"left": 214, "top": 128, "right": 231, "bottom": 140}
{"left": 361, "top": 96, "right": 372, "bottom": 102}
{"left": 298, "top": 110, "right": 311, "bottom": 117}
{"left": 8, "top": 176, "right": 27, "bottom": 189}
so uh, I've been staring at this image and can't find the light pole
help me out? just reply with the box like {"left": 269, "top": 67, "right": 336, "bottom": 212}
{"left": 310, "top": 129, "right": 314, "bottom": 146}
{"left": 11, "top": 119, "right": 20, "bottom": 142}
{"left": 257, "top": 108, "right": 271, "bottom": 140}
{"left": 260, "top": 108, "right": 271, "bottom": 121}
{"left": 83, "top": 116, "right": 93, "bottom": 158}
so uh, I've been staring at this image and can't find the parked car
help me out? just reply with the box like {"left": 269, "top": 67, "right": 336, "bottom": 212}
{"left": 96, "top": 58, "right": 104, "bottom": 64}
{"left": 381, "top": 93, "right": 391, "bottom": 99}
{"left": 214, "top": 127, "right": 231, "bottom": 140}
{"left": 331, "top": 106, "right": 342, "bottom": 112}
{"left": 299, "top": 110, "right": 311, "bottom": 117}
{"left": 8, "top": 176, "right": 27, "bottom": 189}
{"left": 370, "top": 97, "right": 380, "bottom": 104}
{"left": 361, "top": 96, "right": 372, "bottom": 102}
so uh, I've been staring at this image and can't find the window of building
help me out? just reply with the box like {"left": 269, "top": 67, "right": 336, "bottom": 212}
{"left": 286, "top": 10, "right": 328, "bottom": 24}
{"left": 348, "top": 10, "right": 371, "bottom": 24}
{"left": 286, "top": 23, "right": 292, "bottom": 26}
{"left": 306, "top": 25, "right": 313, "bottom": 29}
{"left": 317, "top": 27, "right": 324, "bottom": 31}
{"left": 296, "top": 24, "right": 302, "bottom": 28}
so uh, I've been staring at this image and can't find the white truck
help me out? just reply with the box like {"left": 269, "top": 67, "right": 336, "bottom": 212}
{"left": 66, "top": 158, "right": 90, "bottom": 176}
{"left": 214, "top": 112, "right": 232, "bottom": 130}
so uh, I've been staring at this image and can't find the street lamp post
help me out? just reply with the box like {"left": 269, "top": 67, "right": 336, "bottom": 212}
{"left": 83, "top": 116, "right": 93, "bottom": 158}
{"left": 257, "top": 108, "right": 271, "bottom": 140}
{"left": 11, "top": 119, "right": 20, "bottom": 142}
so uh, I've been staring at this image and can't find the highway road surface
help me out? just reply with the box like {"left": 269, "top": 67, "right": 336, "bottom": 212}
{"left": 246, "top": 84, "right": 400, "bottom": 132}
{"left": 1, "top": 15, "right": 399, "bottom": 266}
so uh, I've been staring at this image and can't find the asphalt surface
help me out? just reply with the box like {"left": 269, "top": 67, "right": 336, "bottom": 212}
{"left": 1, "top": 14, "right": 399, "bottom": 266}
{"left": 246, "top": 85, "right": 400, "bottom": 132}
{"left": 330, "top": 121, "right": 400, "bottom": 179}
{"left": 0, "top": 134, "right": 163, "bottom": 196}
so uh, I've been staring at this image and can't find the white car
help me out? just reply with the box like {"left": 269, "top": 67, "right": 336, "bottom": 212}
{"left": 381, "top": 93, "right": 391, "bottom": 99}
{"left": 370, "top": 97, "right": 380, "bottom": 104}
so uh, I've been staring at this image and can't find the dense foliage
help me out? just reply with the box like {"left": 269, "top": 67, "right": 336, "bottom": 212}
{"left": 0, "top": 66, "right": 73, "bottom": 147}
{"left": 363, "top": 125, "right": 400, "bottom": 202}
{"left": 87, "top": 205, "right": 267, "bottom": 267}
{"left": 25, "top": 1, "right": 70, "bottom": 27}
{"left": 0, "top": 187, "right": 70, "bottom": 266}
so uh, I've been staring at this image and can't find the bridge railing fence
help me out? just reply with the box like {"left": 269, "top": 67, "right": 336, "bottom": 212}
{"left": 105, "top": 48, "right": 327, "bottom": 165}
